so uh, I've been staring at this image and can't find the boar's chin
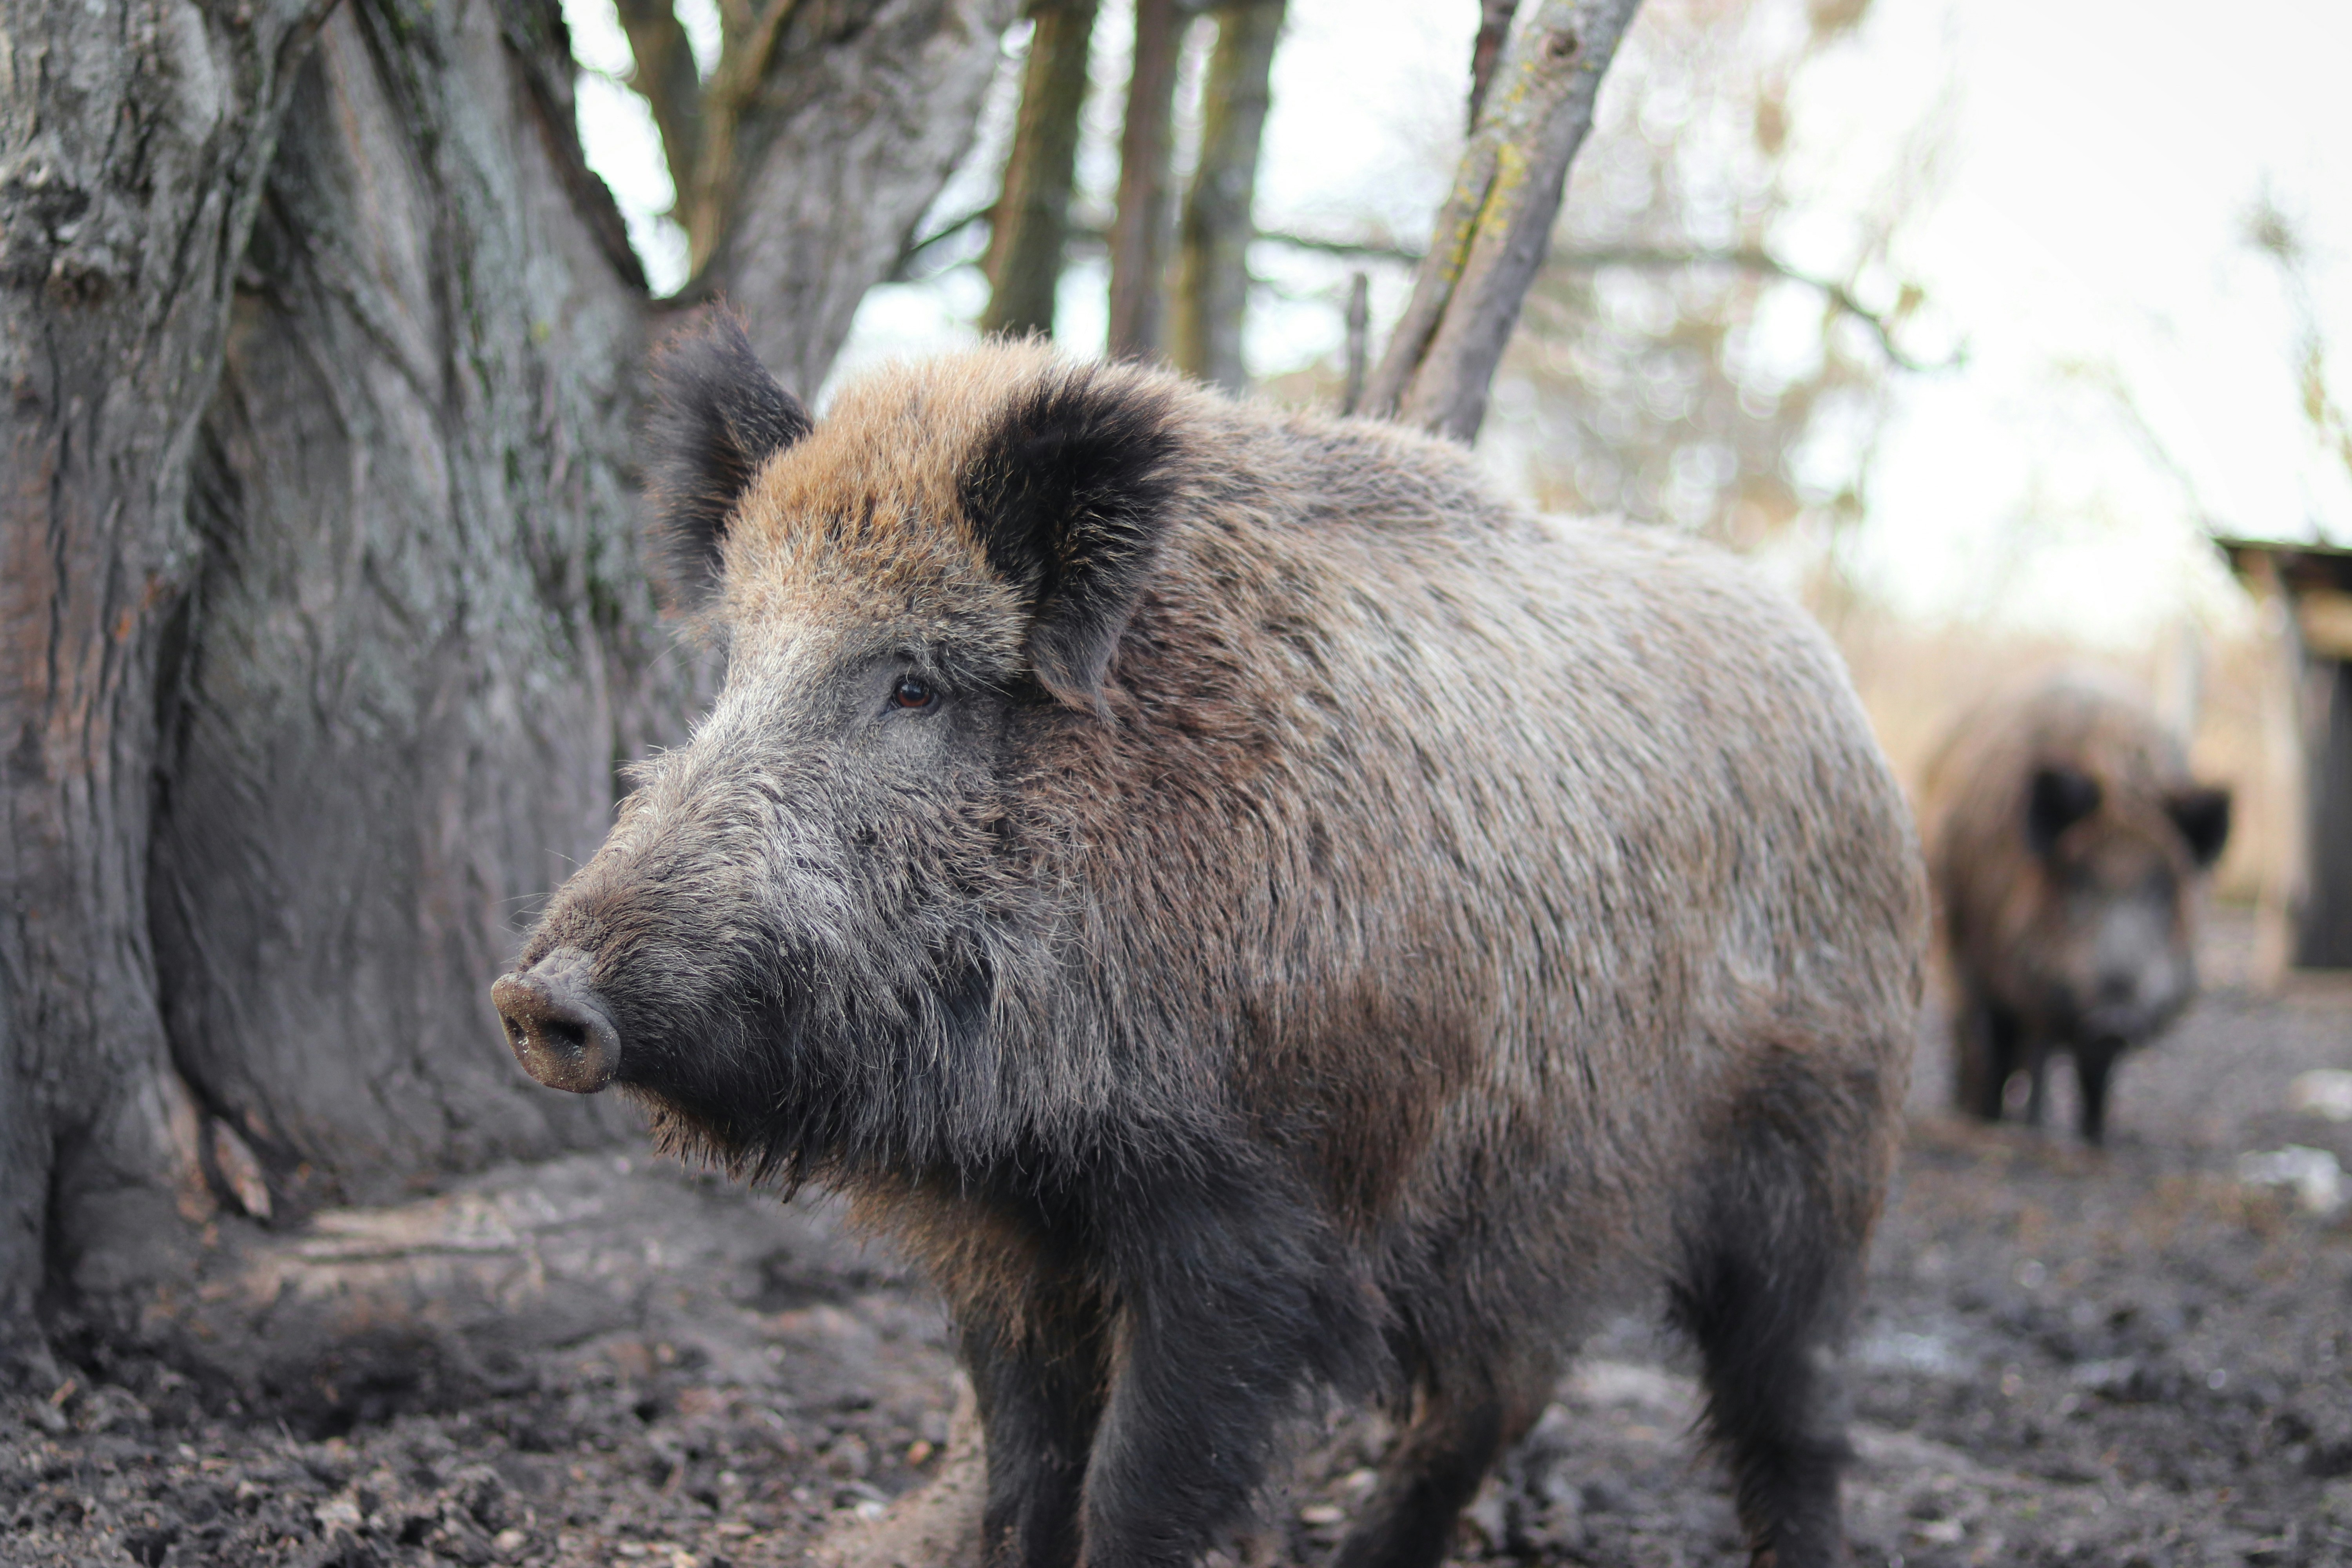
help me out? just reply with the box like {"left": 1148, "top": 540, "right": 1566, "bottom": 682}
{"left": 629, "top": 1091, "right": 831, "bottom": 1191}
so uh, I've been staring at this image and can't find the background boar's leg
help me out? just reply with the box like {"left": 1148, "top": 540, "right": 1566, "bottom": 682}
{"left": 2022, "top": 1039, "right": 2054, "bottom": 1128}
{"left": 2074, "top": 1040, "right": 2125, "bottom": 1146}
{"left": 1952, "top": 992, "right": 2021, "bottom": 1123}
{"left": 1324, "top": 1361, "right": 1555, "bottom": 1568}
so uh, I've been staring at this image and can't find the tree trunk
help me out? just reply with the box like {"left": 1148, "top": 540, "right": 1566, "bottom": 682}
{"left": 616, "top": 0, "right": 708, "bottom": 203}
{"left": 142, "top": 0, "right": 670, "bottom": 1242}
{"left": 0, "top": 0, "right": 339, "bottom": 1383}
{"left": 1341, "top": 270, "right": 1370, "bottom": 414}
{"left": 1361, "top": 0, "right": 1642, "bottom": 442}
{"left": 1, "top": 0, "right": 1014, "bottom": 1382}
{"left": 1169, "top": 0, "right": 1283, "bottom": 393}
{"left": 978, "top": 0, "right": 1100, "bottom": 339}
{"left": 1104, "top": 0, "right": 1186, "bottom": 361}
{"left": 697, "top": 0, "right": 1019, "bottom": 390}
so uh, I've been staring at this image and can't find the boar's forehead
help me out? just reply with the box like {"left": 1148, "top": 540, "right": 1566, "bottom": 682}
{"left": 714, "top": 490, "right": 1029, "bottom": 661}
{"left": 711, "top": 366, "right": 1037, "bottom": 658}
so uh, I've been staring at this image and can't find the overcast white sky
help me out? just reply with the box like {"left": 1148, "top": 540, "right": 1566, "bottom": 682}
{"left": 563, "top": 0, "right": 2352, "bottom": 648}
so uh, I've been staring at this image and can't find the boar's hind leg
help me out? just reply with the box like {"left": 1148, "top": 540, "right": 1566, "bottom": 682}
{"left": 1674, "top": 1076, "right": 1868, "bottom": 1568}
{"left": 1324, "top": 1362, "right": 1555, "bottom": 1568}
{"left": 962, "top": 1294, "right": 1111, "bottom": 1568}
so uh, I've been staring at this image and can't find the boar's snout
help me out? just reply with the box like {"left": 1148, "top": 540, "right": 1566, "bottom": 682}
{"left": 492, "top": 948, "right": 622, "bottom": 1094}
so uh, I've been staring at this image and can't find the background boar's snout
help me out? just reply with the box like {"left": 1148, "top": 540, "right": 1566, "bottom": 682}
{"left": 491, "top": 948, "right": 621, "bottom": 1093}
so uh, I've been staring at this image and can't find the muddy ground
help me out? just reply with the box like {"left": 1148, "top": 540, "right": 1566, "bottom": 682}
{"left": 9, "top": 911, "right": 2352, "bottom": 1567}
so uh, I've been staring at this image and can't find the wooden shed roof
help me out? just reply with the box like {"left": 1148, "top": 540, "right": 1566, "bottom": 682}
{"left": 2216, "top": 536, "right": 2352, "bottom": 595}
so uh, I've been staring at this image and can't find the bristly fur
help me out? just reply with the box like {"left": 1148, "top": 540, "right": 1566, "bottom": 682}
{"left": 957, "top": 366, "right": 1185, "bottom": 708}
{"left": 1926, "top": 675, "right": 2232, "bottom": 1144}
{"left": 644, "top": 309, "right": 813, "bottom": 609}
{"left": 503, "top": 338, "right": 1929, "bottom": 1568}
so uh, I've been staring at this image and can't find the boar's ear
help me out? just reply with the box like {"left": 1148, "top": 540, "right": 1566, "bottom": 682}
{"left": 959, "top": 368, "right": 1183, "bottom": 711}
{"left": 2167, "top": 785, "right": 2232, "bottom": 867}
{"left": 2026, "top": 764, "right": 2102, "bottom": 858}
{"left": 645, "top": 310, "right": 813, "bottom": 609}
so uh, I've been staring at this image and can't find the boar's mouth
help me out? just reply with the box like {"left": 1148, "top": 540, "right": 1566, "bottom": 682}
{"left": 491, "top": 947, "right": 623, "bottom": 1093}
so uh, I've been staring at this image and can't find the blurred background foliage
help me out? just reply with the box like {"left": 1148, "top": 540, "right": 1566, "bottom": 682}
{"left": 559, "top": 0, "right": 2352, "bottom": 919}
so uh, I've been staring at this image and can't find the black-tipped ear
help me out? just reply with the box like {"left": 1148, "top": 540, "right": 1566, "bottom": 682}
{"left": 2167, "top": 784, "right": 2232, "bottom": 867}
{"left": 958, "top": 368, "right": 1183, "bottom": 710}
{"left": 645, "top": 310, "right": 812, "bottom": 608}
{"left": 2026, "top": 765, "right": 2102, "bottom": 857}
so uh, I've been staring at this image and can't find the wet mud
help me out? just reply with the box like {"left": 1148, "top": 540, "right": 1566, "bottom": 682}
{"left": 9, "top": 914, "right": 2352, "bottom": 1566}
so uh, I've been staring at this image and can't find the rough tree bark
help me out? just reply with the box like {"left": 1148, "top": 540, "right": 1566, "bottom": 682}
{"left": 694, "top": 0, "right": 1020, "bottom": 390}
{"left": 142, "top": 0, "right": 666, "bottom": 1247}
{"left": 978, "top": 0, "right": 1099, "bottom": 339}
{"left": 1361, "top": 0, "right": 1643, "bottom": 441}
{"left": 1, "top": 0, "right": 1014, "bottom": 1383}
{"left": 0, "top": 0, "right": 339, "bottom": 1383}
{"left": 1104, "top": 0, "right": 1186, "bottom": 360}
{"left": 1169, "top": 0, "right": 1283, "bottom": 392}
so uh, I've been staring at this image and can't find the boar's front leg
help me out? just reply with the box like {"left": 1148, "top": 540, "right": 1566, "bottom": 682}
{"left": 2073, "top": 1037, "right": 2123, "bottom": 1145}
{"left": 960, "top": 1285, "right": 1112, "bottom": 1568}
{"left": 1079, "top": 1169, "right": 1371, "bottom": 1567}
{"left": 1952, "top": 991, "right": 2020, "bottom": 1123}
{"left": 2021, "top": 1036, "right": 2053, "bottom": 1128}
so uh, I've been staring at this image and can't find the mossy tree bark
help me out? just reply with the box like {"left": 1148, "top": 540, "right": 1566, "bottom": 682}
{"left": 979, "top": 0, "right": 1100, "bottom": 339}
{"left": 1361, "top": 0, "right": 1643, "bottom": 442}
{"left": 1168, "top": 0, "right": 1283, "bottom": 393}
{"left": 0, "top": 0, "right": 1012, "bottom": 1386}
{"left": 1104, "top": 0, "right": 1187, "bottom": 360}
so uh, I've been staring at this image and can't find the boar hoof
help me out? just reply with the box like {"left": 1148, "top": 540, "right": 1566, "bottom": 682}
{"left": 492, "top": 949, "right": 622, "bottom": 1093}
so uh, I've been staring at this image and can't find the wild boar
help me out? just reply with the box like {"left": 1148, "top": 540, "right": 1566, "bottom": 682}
{"left": 1924, "top": 677, "right": 2230, "bottom": 1144}
{"left": 491, "top": 315, "right": 1926, "bottom": 1568}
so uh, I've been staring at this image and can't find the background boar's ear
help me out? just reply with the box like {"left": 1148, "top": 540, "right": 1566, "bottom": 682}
{"left": 2026, "top": 765, "right": 2102, "bottom": 857}
{"left": 959, "top": 369, "right": 1183, "bottom": 710}
{"left": 645, "top": 310, "right": 812, "bottom": 609}
{"left": 2167, "top": 785, "right": 2232, "bottom": 867}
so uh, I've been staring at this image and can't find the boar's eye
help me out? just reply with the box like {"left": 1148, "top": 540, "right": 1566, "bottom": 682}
{"left": 892, "top": 676, "right": 936, "bottom": 710}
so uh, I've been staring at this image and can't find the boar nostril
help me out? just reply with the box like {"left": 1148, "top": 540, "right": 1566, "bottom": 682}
{"left": 491, "top": 951, "right": 622, "bottom": 1094}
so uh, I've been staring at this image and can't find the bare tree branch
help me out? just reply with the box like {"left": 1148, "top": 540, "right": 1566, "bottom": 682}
{"left": 2249, "top": 195, "right": 2352, "bottom": 489}
{"left": 1107, "top": 0, "right": 1188, "bottom": 358}
{"left": 1555, "top": 245, "right": 1961, "bottom": 373}
{"left": 1362, "top": 0, "right": 1643, "bottom": 441}
{"left": 893, "top": 213, "right": 1949, "bottom": 377}
{"left": 615, "top": 0, "right": 708, "bottom": 203}
{"left": 981, "top": 0, "right": 1102, "bottom": 337}
{"left": 690, "top": 0, "right": 1022, "bottom": 392}
{"left": 1171, "top": 0, "right": 1285, "bottom": 390}
{"left": 678, "top": 0, "right": 804, "bottom": 272}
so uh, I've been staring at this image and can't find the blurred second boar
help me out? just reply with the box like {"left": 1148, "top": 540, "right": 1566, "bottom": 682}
{"left": 1925, "top": 677, "right": 2231, "bottom": 1143}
